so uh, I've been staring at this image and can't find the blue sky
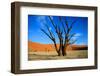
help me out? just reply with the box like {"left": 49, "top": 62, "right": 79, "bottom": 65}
{"left": 28, "top": 15, "right": 88, "bottom": 45}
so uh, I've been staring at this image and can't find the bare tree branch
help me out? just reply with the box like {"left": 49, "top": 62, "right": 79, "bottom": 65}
{"left": 41, "top": 28, "right": 53, "bottom": 40}
{"left": 63, "top": 17, "right": 69, "bottom": 29}
{"left": 59, "top": 16, "right": 66, "bottom": 34}
{"left": 68, "top": 33, "right": 76, "bottom": 41}
{"left": 68, "top": 18, "right": 78, "bottom": 32}
{"left": 40, "top": 16, "right": 78, "bottom": 56}
{"left": 69, "top": 39, "right": 77, "bottom": 45}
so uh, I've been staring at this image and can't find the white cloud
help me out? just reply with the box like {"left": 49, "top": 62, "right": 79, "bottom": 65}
{"left": 49, "top": 27, "right": 52, "bottom": 30}
{"left": 74, "top": 33, "right": 82, "bottom": 37}
{"left": 37, "top": 16, "right": 46, "bottom": 21}
{"left": 37, "top": 16, "right": 47, "bottom": 27}
{"left": 72, "top": 37, "right": 78, "bottom": 40}
{"left": 71, "top": 33, "right": 82, "bottom": 40}
{"left": 50, "top": 16, "right": 54, "bottom": 20}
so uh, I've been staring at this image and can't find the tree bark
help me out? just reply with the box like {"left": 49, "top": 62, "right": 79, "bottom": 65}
{"left": 62, "top": 46, "right": 67, "bottom": 56}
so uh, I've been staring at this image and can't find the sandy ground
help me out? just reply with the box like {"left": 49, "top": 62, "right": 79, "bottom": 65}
{"left": 28, "top": 50, "right": 88, "bottom": 60}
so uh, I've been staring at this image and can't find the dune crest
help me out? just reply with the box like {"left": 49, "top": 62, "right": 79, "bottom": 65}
{"left": 28, "top": 41, "right": 88, "bottom": 52}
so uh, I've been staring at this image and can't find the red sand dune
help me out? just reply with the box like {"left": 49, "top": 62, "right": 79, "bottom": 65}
{"left": 28, "top": 41, "right": 88, "bottom": 52}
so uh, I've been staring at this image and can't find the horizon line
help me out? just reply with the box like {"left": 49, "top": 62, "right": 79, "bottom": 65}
{"left": 28, "top": 40, "right": 88, "bottom": 46}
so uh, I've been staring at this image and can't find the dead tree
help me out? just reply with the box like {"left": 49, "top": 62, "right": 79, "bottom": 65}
{"left": 58, "top": 16, "right": 78, "bottom": 56}
{"left": 41, "top": 16, "right": 78, "bottom": 56}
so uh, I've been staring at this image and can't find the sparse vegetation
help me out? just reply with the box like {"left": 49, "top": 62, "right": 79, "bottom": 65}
{"left": 28, "top": 50, "right": 88, "bottom": 60}
{"left": 28, "top": 41, "right": 88, "bottom": 60}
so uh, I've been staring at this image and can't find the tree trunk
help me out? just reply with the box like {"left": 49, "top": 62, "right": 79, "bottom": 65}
{"left": 62, "top": 46, "right": 67, "bottom": 56}
{"left": 58, "top": 50, "right": 61, "bottom": 56}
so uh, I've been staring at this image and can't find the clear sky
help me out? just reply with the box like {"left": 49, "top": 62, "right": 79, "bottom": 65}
{"left": 28, "top": 15, "right": 88, "bottom": 45}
